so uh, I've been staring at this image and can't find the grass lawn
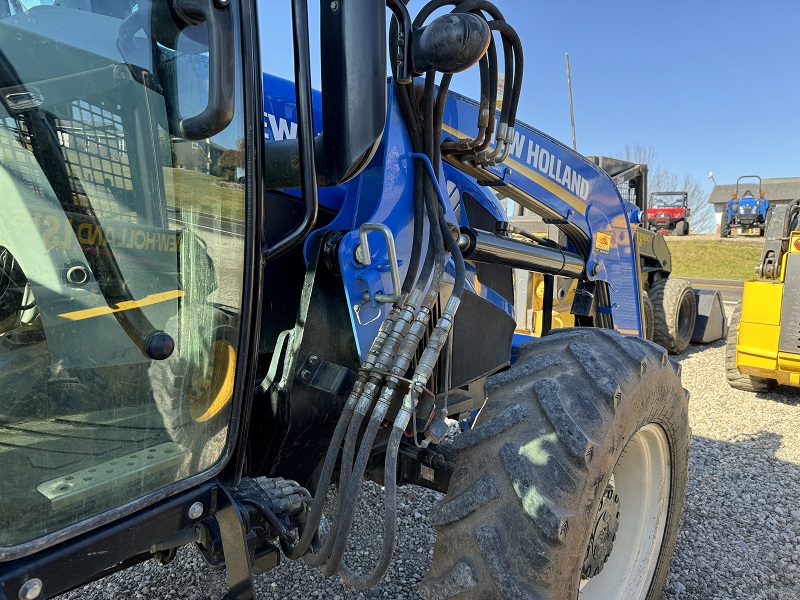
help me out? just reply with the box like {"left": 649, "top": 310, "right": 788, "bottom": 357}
{"left": 666, "top": 240, "right": 762, "bottom": 280}
{"left": 164, "top": 168, "right": 245, "bottom": 221}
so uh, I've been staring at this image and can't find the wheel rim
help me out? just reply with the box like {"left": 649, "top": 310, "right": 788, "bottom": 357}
{"left": 187, "top": 339, "right": 236, "bottom": 423}
{"left": 579, "top": 424, "right": 671, "bottom": 600}
{"left": 677, "top": 291, "right": 694, "bottom": 341}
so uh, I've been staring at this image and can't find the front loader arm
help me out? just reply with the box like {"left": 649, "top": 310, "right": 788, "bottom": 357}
{"left": 442, "top": 89, "right": 644, "bottom": 335}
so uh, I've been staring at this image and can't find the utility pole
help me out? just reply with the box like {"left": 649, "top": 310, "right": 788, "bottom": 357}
{"left": 566, "top": 53, "right": 577, "bottom": 151}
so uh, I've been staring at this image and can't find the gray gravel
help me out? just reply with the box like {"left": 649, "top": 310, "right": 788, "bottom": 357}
{"left": 57, "top": 337, "right": 800, "bottom": 600}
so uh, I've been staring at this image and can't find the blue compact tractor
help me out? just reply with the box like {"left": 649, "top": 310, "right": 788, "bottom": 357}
{"left": 722, "top": 176, "right": 769, "bottom": 237}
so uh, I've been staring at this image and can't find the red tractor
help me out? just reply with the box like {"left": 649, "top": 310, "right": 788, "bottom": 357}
{"left": 647, "top": 191, "right": 690, "bottom": 235}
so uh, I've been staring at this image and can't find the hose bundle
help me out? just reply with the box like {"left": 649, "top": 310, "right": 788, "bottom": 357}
{"left": 285, "top": 0, "right": 523, "bottom": 588}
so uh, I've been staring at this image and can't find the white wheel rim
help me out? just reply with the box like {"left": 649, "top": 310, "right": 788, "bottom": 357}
{"left": 579, "top": 423, "right": 671, "bottom": 600}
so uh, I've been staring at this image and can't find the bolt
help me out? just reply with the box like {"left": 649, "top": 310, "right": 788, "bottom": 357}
{"left": 330, "top": 0, "right": 339, "bottom": 11}
{"left": 188, "top": 502, "right": 204, "bottom": 520}
{"left": 18, "top": 579, "right": 42, "bottom": 600}
{"left": 308, "top": 355, "right": 319, "bottom": 366}
{"left": 290, "top": 155, "right": 299, "bottom": 168}
{"left": 300, "top": 369, "right": 311, "bottom": 381}
{"left": 591, "top": 262, "right": 600, "bottom": 276}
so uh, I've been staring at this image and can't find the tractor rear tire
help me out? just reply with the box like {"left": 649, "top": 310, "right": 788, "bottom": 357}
{"left": 726, "top": 302, "right": 776, "bottom": 392}
{"left": 642, "top": 291, "right": 654, "bottom": 341}
{"left": 420, "top": 328, "right": 690, "bottom": 600}
{"left": 720, "top": 219, "right": 730, "bottom": 238}
{"left": 650, "top": 277, "right": 696, "bottom": 354}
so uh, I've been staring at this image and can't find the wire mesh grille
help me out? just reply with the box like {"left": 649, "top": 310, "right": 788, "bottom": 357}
{"left": 0, "top": 101, "right": 137, "bottom": 223}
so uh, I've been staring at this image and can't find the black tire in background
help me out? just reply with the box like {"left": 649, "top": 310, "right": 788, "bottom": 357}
{"left": 720, "top": 219, "right": 731, "bottom": 238}
{"left": 725, "top": 301, "right": 776, "bottom": 392}
{"left": 650, "top": 277, "right": 696, "bottom": 354}
{"left": 642, "top": 291, "right": 654, "bottom": 341}
{"left": 420, "top": 328, "right": 690, "bottom": 600}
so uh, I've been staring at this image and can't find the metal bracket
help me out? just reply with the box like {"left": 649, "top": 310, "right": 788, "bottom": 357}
{"left": 216, "top": 486, "right": 257, "bottom": 600}
{"left": 297, "top": 354, "right": 357, "bottom": 401}
{"left": 756, "top": 200, "right": 799, "bottom": 279}
{"left": 353, "top": 222, "right": 401, "bottom": 304}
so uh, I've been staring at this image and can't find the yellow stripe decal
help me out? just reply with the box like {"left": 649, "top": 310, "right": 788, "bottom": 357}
{"left": 617, "top": 328, "right": 639, "bottom": 335}
{"left": 440, "top": 124, "right": 587, "bottom": 215}
{"left": 59, "top": 289, "right": 184, "bottom": 321}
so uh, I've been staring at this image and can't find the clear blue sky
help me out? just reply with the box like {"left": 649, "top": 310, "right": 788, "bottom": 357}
{"left": 258, "top": 0, "right": 800, "bottom": 194}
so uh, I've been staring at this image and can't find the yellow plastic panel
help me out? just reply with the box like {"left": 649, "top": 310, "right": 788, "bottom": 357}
{"left": 737, "top": 321, "right": 779, "bottom": 371}
{"left": 741, "top": 280, "right": 782, "bottom": 325}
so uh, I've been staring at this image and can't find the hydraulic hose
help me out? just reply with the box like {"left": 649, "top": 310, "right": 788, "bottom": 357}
{"left": 320, "top": 384, "right": 396, "bottom": 575}
{"left": 337, "top": 418, "right": 404, "bottom": 588}
{"left": 290, "top": 299, "right": 407, "bottom": 560}
{"left": 300, "top": 1, "right": 516, "bottom": 584}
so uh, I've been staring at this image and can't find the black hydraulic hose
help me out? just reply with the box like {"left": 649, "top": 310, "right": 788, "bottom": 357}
{"left": 337, "top": 423, "right": 404, "bottom": 588}
{"left": 390, "top": 20, "right": 425, "bottom": 294}
{"left": 438, "top": 207, "right": 466, "bottom": 301}
{"left": 475, "top": 36, "right": 498, "bottom": 153}
{"left": 489, "top": 20, "right": 523, "bottom": 125}
{"left": 320, "top": 387, "right": 394, "bottom": 576}
{"left": 415, "top": 0, "right": 506, "bottom": 28}
{"left": 292, "top": 293, "right": 411, "bottom": 561}
{"left": 287, "top": 395, "right": 353, "bottom": 559}
{"left": 318, "top": 71, "right": 448, "bottom": 575}
{"left": 432, "top": 73, "right": 452, "bottom": 170}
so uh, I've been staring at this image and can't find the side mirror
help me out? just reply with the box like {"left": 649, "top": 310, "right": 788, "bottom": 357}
{"left": 264, "top": 0, "right": 387, "bottom": 189}
{"left": 318, "top": 0, "right": 387, "bottom": 185}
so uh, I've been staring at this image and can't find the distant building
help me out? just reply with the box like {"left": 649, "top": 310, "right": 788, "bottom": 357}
{"left": 708, "top": 178, "right": 800, "bottom": 233}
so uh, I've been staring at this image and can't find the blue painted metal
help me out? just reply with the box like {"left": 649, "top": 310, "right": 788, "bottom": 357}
{"left": 261, "top": 74, "right": 645, "bottom": 346}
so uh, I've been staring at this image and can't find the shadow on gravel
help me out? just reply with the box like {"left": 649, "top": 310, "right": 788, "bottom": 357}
{"left": 758, "top": 386, "right": 800, "bottom": 406}
{"left": 663, "top": 431, "right": 800, "bottom": 600}
{"left": 674, "top": 339, "right": 726, "bottom": 361}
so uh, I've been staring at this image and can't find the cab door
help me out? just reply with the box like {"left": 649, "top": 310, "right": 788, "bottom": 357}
{"left": 0, "top": 0, "right": 259, "bottom": 593}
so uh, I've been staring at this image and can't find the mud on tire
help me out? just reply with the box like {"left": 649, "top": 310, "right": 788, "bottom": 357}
{"left": 420, "top": 328, "right": 690, "bottom": 600}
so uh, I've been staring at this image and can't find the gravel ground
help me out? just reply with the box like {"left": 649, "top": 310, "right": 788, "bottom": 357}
{"left": 57, "top": 336, "right": 800, "bottom": 600}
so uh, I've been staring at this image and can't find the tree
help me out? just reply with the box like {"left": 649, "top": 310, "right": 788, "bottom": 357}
{"left": 615, "top": 143, "right": 715, "bottom": 233}
{"left": 217, "top": 138, "right": 244, "bottom": 182}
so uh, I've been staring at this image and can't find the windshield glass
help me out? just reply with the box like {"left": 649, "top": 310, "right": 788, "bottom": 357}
{"left": 650, "top": 195, "right": 684, "bottom": 208}
{"left": 0, "top": 0, "right": 246, "bottom": 550}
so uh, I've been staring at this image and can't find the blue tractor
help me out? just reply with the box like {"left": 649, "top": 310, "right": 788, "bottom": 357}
{"left": 0, "top": 1, "right": 691, "bottom": 599}
{"left": 721, "top": 175, "right": 769, "bottom": 237}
